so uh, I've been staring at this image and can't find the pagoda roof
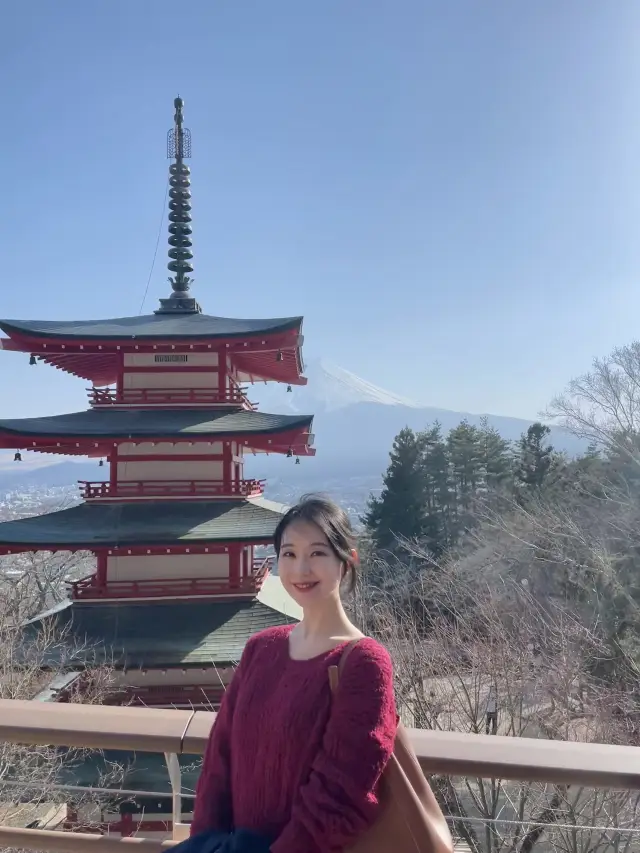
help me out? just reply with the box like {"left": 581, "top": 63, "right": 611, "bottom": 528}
{"left": 0, "top": 408, "right": 313, "bottom": 446}
{"left": 28, "top": 598, "right": 295, "bottom": 667}
{"left": 0, "top": 498, "right": 282, "bottom": 553}
{"left": 0, "top": 313, "right": 306, "bottom": 386}
{"left": 0, "top": 313, "right": 302, "bottom": 342}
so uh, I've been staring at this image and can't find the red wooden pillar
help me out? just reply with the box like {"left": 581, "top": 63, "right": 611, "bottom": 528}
{"left": 222, "top": 441, "right": 232, "bottom": 495}
{"left": 109, "top": 446, "right": 118, "bottom": 493}
{"left": 229, "top": 545, "right": 240, "bottom": 589}
{"left": 119, "top": 812, "right": 133, "bottom": 837}
{"left": 235, "top": 445, "right": 242, "bottom": 484}
{"left": 217, "top": 349, "right": 228, "bottom": 402}
{"left": 115, "top": 350, "right": 124, "bottom": 401}
{"left": 96, "top": 552, "right": 108, "bottom": 587}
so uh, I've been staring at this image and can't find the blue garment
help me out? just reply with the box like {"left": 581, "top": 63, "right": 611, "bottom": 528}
{"left": 171, "top": 829, "right": 272, "bottom": 853}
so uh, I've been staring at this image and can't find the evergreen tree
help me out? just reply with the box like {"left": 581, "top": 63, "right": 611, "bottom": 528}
{"left": 447, "top": 420, "right": 484, "bottom": 538}
{"left": 418, "top": 423, "right": 450, "bottom": 556}
{"left": 478, "top": 417, "right": 513, "bottom": 493}
{"left": 363, "top": 427, "right": 428, "bottom": 551}
{"left": 514, "top": 422, "right": 555, "bottom": 491}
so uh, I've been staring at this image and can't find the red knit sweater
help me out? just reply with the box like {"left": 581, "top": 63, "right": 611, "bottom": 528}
{"left": 191, "top": 625, "right": 397, "bottom": 852}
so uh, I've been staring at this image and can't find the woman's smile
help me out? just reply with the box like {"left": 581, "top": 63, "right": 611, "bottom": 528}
{"left": 292, "top": 580, "right": 320, "bottom": 593}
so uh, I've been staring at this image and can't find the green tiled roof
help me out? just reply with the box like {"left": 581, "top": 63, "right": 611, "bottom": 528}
{"left": 0, "top": 499, "right": 282, "bottom": 549}
{"left": 0, "top": 408, "right": 313, "bottom": 439}
{"left": 0, "top": 313, "right": 302, "bottom": 341}
{"left": 33, "top": 598, "right": 295, "bottom": 667}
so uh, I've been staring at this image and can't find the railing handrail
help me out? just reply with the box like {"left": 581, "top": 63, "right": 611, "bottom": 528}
{"left": 78, "top": 479, "right": 265, "bottom": 499}
{"left": 87, "top": 387, "right": 248, "bottom": 399}
{"left": 71, "top": 575, "right": 262, "bottom": 585}
{"left": 78, "top": 479, "right": 265, "bottom": 486}
{"left": 1, "top": 699, "right": 640, "bottom": 789}
{"left": 67, "top": 577, "right": 267, "bottom": 601}
{"left": 87, "top": 386, "right": 257, "bottom": 411}
{"left": 0, "top": 827, "right": 175, "bottom": 853}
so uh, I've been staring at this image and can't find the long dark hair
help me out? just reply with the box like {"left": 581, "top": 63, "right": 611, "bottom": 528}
{"left": 273, "top": 494, "right": 357, "bottom": 593}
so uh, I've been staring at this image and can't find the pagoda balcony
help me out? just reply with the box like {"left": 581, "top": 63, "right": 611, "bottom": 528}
{"left": 1, "top": 699, "right": 640, "bottom": 852}
{"left": 68, "top": 557, "right": 274, "bottom": 601}
{"left": 78, "top": 478, "right": 266, "bottom": 501}
{"left": 112, "top": 684, "right": 227, "bottom": 709}
{"left": 88, "top": 386, "right": 256, "bottom": 410}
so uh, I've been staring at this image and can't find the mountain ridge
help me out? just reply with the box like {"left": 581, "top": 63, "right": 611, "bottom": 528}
{"left": 0, "top": 360, "right": 584, "bottom": 490}
{"left": 256, "top": 358, "right": 426, "bottom": 413}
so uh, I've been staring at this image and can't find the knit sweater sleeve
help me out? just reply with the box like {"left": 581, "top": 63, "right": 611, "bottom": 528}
{"left": 190, "top": 639, "right": 255, "bottom": 836}
{"left": 270, "top": 639, "right": 397, "bottom": 853}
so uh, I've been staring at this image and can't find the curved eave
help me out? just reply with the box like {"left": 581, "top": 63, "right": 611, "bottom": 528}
{"left": 0, "top": 499, "right": 284, "bottom": 554}
{"left": 0, "top": 408, "right": 314, "bottom": 436}
{"left": 0, "top": 426, "right": 315, "bottom": 457}
{"left": 41, "top": 353, "right": 117, "bottom": 384}
{"left": 235, "top": 347, "right": 306, "bottom": 386}
{"left": 0, "top": 314, "right": 304, "bottom": 342}
{"left": 1, "top": 328, "right": 307, "bottom": 387}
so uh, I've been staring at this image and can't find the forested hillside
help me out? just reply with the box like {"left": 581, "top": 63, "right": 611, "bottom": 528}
{"left": 359, "top": 342, "right": 640, "bottom": 853}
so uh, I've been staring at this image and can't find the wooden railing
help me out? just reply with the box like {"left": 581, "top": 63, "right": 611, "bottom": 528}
{"left": 68, "top": 573, "right": 269, "bottom": 601}
{"left": 2, "top": 698, "right": 640, "bottom": 788}
{"left": 88, "top": 387, "right": 256, "bottom": 409}
{"left": 116, "top": 684, "right": 226, "bottom": 708}
{"left": 68, "top": 558, "right": 273, "bottom": 601}
{"left": 1, "top": 698, "right": 640, "bottom": 853}
{"left": 79, "top": 479, "right": 266, "bottom": 500}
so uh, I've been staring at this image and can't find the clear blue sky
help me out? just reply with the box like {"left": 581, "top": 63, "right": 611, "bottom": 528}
{"left": 3, "top": 0, "right": 640, "bottom": 421}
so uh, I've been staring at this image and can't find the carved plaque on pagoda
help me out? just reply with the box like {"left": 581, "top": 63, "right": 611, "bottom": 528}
{"left": 154, "top": 354, "right": 189, "bottom": 363}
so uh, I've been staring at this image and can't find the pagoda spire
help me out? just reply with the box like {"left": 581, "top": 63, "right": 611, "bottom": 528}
{"left": 156, "top": 97, "right": 202, "bottom": 314}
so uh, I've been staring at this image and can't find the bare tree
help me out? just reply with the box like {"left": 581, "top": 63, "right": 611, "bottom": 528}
{"left": 464, "top": 474, "right": 640, "bottom": 691}
{"left": 357, "top": 550, "right": 640, "bottom": 853}
{"left": 0, "top": 550, "right": 94, "bottom": 622}
{"left": 0, "top": 563, "right": 122, "bottom": 832}
{"left": 352, "top": 345, "right": 640, "bottom": 850}
{"left": 546, "top": 341, "right": 640, "bottom": 462}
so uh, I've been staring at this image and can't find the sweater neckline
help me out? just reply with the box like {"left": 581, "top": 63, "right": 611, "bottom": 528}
{"left": 285, "top": 626, "right": 360, "bottom": 663}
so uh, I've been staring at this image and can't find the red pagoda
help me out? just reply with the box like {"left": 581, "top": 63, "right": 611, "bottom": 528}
{"left": 0, "top": 98, "right": 313, "bottom": 713}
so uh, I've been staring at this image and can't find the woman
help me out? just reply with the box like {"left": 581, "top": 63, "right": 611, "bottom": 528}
{"left": 190, "top": 495, "right": 397, "bottom": 851}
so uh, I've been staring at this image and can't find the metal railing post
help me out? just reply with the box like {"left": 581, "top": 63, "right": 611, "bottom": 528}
{"left": 164, "top": 752, "right": 185, "bottom": 841}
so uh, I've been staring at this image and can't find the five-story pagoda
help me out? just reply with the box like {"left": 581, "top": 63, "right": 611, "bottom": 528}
{"left": 0, "top": 98, "right": 312, "bottom": 709}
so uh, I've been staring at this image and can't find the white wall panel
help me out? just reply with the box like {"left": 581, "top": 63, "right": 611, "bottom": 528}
{"left": 106, "top": 553, "right": 229, "bottom": 581}
{"left": 117, "top": 460, "right": 224, "bottom": 481}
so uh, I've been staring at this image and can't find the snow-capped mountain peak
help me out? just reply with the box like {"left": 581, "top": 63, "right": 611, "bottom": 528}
{"left": 308, "top": 360, "right": 423, "bottom": 411}
{"left": 254, "top": 358, "right": 424, "bottom": 413}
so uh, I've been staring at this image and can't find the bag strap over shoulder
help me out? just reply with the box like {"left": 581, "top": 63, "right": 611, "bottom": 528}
{"left": 328, "top": 638, "right": 362, "bottom": 695}
{"left": 327, "top": 636, "right": 454, "bottom": 852}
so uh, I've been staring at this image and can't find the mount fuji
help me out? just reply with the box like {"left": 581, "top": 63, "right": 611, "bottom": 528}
{"left": 244, "top": 359, "right": 585, "bottom": 485}
{"left": 255, "top": 359, "right": 426, "bottom": 414}
{"left": 0, "top": 360, "right": 584, "bottom": 493}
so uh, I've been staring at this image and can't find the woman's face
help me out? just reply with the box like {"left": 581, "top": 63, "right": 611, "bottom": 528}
{"left": 277, "top": 519, "right": 344, "bottom": 608}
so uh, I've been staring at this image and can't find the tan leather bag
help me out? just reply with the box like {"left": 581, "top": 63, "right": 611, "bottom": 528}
{"left": 328, "top": 641, "right": 453, "bottom": 853}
